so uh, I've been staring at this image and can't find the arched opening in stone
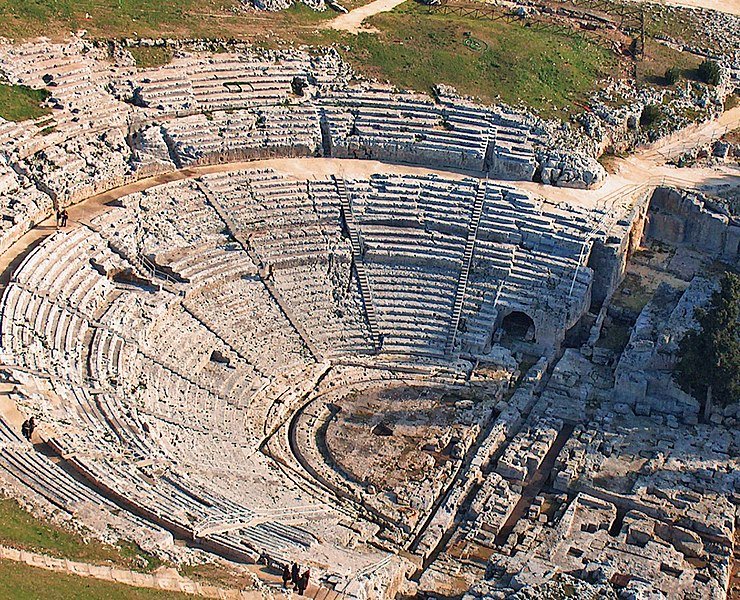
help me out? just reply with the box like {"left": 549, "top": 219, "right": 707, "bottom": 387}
{"left": 500, "top": 311, "right": 536, "bottom": 342}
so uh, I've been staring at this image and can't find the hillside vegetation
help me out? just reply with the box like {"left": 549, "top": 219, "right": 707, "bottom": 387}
{"left": 0, "top": 559, "right": 195, "bottom": 599}
{"left": 0, "top": 83, "right": 50, "bottom": 121}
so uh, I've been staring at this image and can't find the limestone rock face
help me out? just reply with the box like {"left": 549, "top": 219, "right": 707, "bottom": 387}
{"left": 536, "top": 151, "right": 607, "bottom": 189}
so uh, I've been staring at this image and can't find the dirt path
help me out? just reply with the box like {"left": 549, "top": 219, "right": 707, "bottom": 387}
{"left": 623, "top": 0, "right": 740, "bottom": 16}
{"left": 325, "top": 0, "right": 407, "bottom": 32}
{"left": 0, "top": 104, "right": 736, "bottom": 287}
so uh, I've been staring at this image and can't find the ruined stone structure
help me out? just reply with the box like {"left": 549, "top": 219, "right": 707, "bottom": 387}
{"left": 0, "top": 39, "right": 736, "bottom": 600}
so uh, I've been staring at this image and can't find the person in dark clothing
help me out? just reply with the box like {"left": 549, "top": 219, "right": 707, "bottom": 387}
{"left": 27, "top": 417, "right": 35, "bottom": 439}
{"left": 296, "top": 573, "right": 308, "bottom": 595}
{"left": 21, "top": 419, "right": 29, "bottom": 440}
{"left": 291, "top": 562, "right": 300, "bottom": 585}
{"left": 301, "top": 568, "right": 311, "bottom": 592}
{"left": 281, "top": 564, "right": 291, "bottom": 588}
{"left": 60, "top": 209, "right": 69, "bottom": 228}
{"left": 55, "top": 209, "right": 62, "bottom": 228}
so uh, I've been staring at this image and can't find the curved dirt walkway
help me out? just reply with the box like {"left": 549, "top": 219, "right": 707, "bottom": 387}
{"left": 1, "top": 101, "right": 737, "bottom": 284}
{"left": 326, "top": 0, "right": 407, "bottom": 32}
{"left": 623, "top": 0, "right": 740, "bottom": 16}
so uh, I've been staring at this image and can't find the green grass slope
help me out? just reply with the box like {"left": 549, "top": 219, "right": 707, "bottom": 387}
{"left": 0, "top": 559, "right": 195, "bottom": 600}
{"left": 0, "top": 83, "right": 50, "bottom": 121}
{"left": 0, "top": 496, "right": 161, "bottom": 571}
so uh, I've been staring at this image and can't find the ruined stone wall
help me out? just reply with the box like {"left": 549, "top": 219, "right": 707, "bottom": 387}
{"left": 587, "top": 190, "right": 650, "bottom": 309}
{"left": 645, "top": 187, "right": 740, "bottom": 265}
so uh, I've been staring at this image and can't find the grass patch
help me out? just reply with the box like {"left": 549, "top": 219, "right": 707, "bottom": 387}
{"left": 129, "top": 46, "right": 174, "bottom": 68}
{"left": 329, "top": 4, "right": 615, "bottom": 118}
{"left": 725, "top": 95, "right": 739, "bottom": 112}
{"left": 635, "top": 39, "right": 702, "bottom": 87}
{"left": 0, "top": 496, "right": 162, "bottom": 572}
{"left": 0, "top": 83, "right": 50, "bottom": 121}
{"left": 0, "top": 0, "right": 336, "bottom": 40}
{"left": 612, "top": 272, "right": 653, "bottom": 314}
{"left": 180, "top": 562, "right": 257, "bottom": 590}
{"left": 0, "top": 558, "right": 194, "bottom": 599}
{"left": 596, "top": 321, "right": 631, "bottom": 352}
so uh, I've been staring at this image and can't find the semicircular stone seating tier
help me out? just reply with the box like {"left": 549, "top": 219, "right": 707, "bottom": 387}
{"left": 0, "top": 168, "right": 596, "bottom": 566}
{"left": 0, "top": 40, "right": 547, "bottom": 260}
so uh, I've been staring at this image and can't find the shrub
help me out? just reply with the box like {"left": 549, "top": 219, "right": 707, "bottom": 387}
{"left": 697, "top": 60, "right": 721, "bottom": 85}
{"left": 640, "top": 104, "right": 663, "bottom": 129}
{"left": 664, "top": 66, "right": 681, "bottom": 85}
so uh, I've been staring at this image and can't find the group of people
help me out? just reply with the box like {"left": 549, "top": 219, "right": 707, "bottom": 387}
{"left": 55, "top": 208, "right": 69, "bottom": 228}
{"left": 21, "top": 417, "right": 35, "bottom": 441}
{"left": 282, "top": 562, "right": 311, "bottom": 595}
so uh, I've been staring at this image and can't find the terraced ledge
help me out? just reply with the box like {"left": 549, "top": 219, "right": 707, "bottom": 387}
{"left": 0, "top": 544, "right": 282, "bottom": 599}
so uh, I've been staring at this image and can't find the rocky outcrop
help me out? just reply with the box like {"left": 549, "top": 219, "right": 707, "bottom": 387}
{"left": 536, "top": 151, "right": 607, "bottom": 189}
{"left": 646, "top": 187, "right": 740, "bottom": 266}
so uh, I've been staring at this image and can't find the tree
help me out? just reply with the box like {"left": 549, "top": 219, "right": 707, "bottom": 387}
{"left": 675, "top": 272, "right": 740, "bottom": 409}
{"left": 697, "top": 60, "right": 721, "bottom": 86}
{"left": 664, "top": 66, "right": 681, "bottom": 85}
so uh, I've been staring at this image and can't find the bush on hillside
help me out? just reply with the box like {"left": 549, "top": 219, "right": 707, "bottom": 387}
{"left": 697, "top": 60, "right": 721, "bottom": 85}
{"left": 664, "top": 66, "right": 681, "bottom": 85}
{"left": 640, "top": 104, "right": 663, "bottom": 129}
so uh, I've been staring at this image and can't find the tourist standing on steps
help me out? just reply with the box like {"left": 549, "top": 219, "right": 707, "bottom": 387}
{"left": 60, "top": 209, "right": 69, "bottom": 228}
{"left": 291, "top": 562, "right": 300, "bottom": 586}
{"left": 302, "top": 568, "right": 310, "bottom": 592}
{"left": 27, "top": 417, "right": 35, "bottom": 441}
{"left": 21, "top": 419, "right": 29, "bottom": 440}
{"left": 296, "top": 572, "right": 308, "bottom": 595}
{"left": 282, "top": 564, "right": 291, "bottom": 588}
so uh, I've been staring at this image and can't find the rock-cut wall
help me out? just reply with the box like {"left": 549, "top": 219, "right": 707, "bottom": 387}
{"left": 645, "top": 187, "right": 740, "bottom": 266}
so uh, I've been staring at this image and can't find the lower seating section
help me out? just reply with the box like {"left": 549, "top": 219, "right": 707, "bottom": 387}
{"left": 93, "top": 180, "right": 258, "bottom": 288}
{"left": 0, "top": 227, "right": 321, "bottom": 561}
{"left": 0, "top": 169, "right": 599, "bottom": 566}
{"left": 183, "top": 276, "right": 313, "bottom": 375}
{"left": 200, "top": 170, "right": 374, "bottom": 357}
{"left": 0, "top": 415, "right": 162, "bottom": 539}
{"left": 347, "top": 174, "right": 477, "bottom": 357}
{"left": 456, "top": 188, "right": 594, "bottom": 354}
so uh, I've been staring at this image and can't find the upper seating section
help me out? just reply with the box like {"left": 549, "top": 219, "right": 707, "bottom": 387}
{"left": 129, "top": 51, "right": 343, "bottom": 115}
{"left": 0, "top": 159, "right": 53, "bottom": 254}
{"left": 0, "top": 40, "right": 131, "bottom": 159}
{"left": 0, "top": 39, "right": 556, "bottom": 262}
{"left": 154, "top": 105, "right": 322, "bottom": 167}
{"left": 319, "top": 85, "right": 539, "bottom": 180}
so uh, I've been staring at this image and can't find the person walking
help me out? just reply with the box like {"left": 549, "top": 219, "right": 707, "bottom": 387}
{"left": 60, "top": 209, "right": 68, "bottom": 228}
{"left": 291, "top": 562, "right": 300, "bottom": 586}
{"left": 281, "top": 564, "right": 291, "bottom": 588}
